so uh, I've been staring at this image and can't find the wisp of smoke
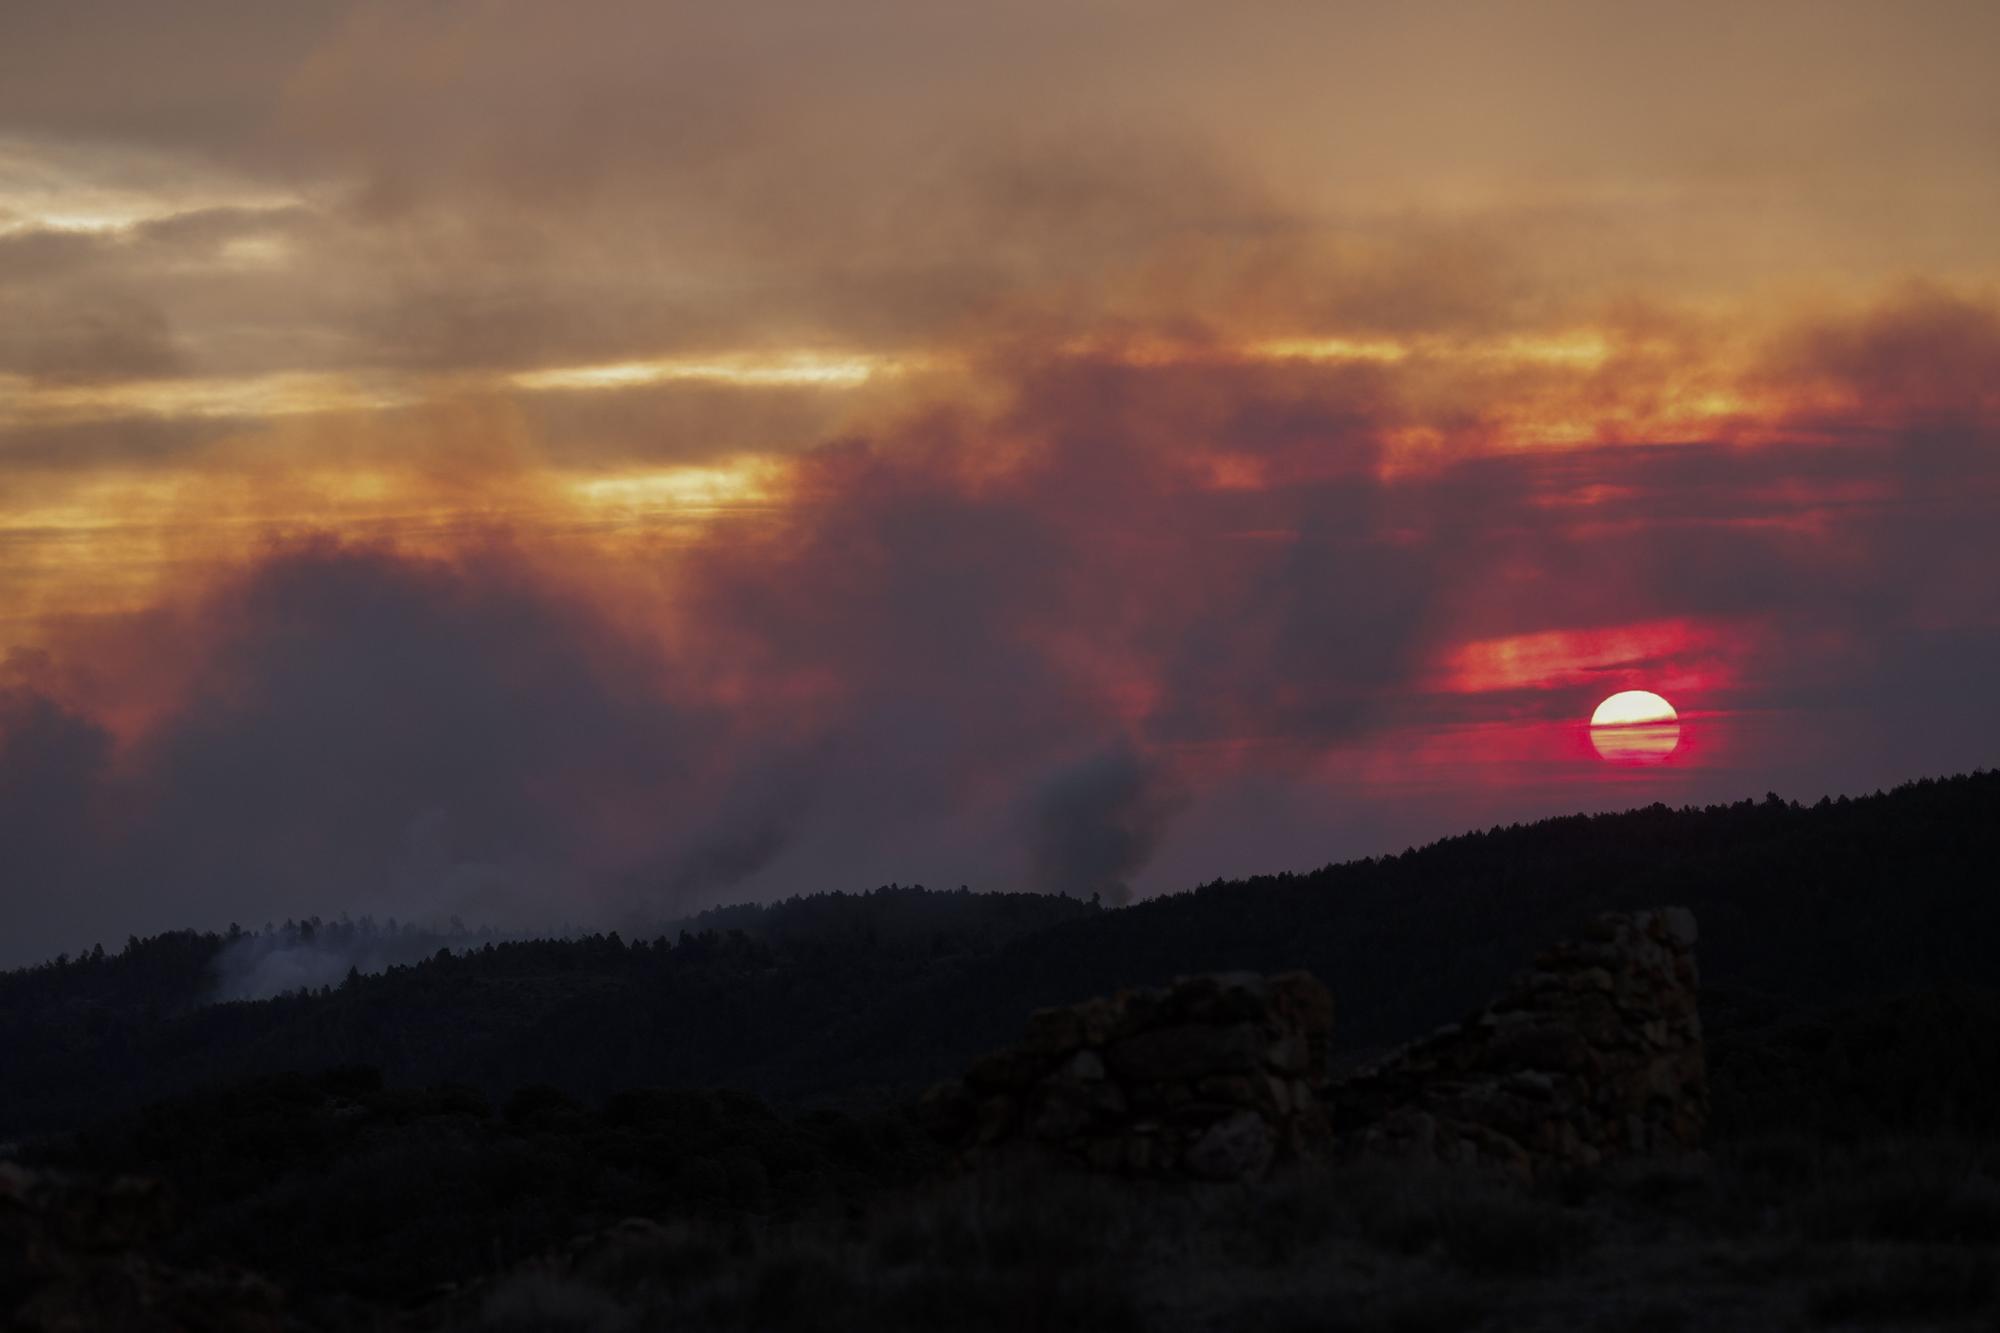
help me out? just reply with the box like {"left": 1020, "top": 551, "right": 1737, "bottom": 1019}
{"left": 1026, "top": 746, "right": 1184, "bottom": 907}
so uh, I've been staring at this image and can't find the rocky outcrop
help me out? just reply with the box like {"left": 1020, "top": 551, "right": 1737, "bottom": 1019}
{"left": 919, "top": 970, "right": 1337, "bottom": 1181}
{"left": 926, "top": 907, "right": 1706, "bottom": 1183}
{"left": 1, "top": 1161, "right": 298, "bottom": 1332}
{"left": 1327, "top": 907, "right": 1706, "bottom": 1176}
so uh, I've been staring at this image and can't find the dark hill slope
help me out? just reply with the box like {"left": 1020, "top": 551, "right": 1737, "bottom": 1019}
{"left": 0, "top": 888, "right": 1095, "bottom": 1137}
{"left": 2, "top": 772, "right": 1995, "bottom": 1137}
{"left": 841, "top": 774, "right": 2000, "bottom": 1091}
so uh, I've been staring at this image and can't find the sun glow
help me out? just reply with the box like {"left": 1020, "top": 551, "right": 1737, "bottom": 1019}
{"left": 566, "top": 463, "right": 778, "bottom": 515}
{"left": 0, "top": 371, "right": 420, "bottom": 427}
{"left": 1589, "top": 690, "right": 1681, "bottom": 763}
{"left": 1250, "top": 336, "right": 1412, "bottom": 364}
{"left": 1446, "top": 623, "right": 1707, "bottom": 695}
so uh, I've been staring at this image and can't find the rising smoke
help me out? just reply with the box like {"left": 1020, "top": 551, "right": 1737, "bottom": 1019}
{"left": 1026, "top": 746, "right": 1186, "bottom": 907}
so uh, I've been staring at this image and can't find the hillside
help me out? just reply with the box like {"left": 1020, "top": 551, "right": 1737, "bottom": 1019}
{"left": 4, "top": 771, "right": 1996, "bottom": 1141}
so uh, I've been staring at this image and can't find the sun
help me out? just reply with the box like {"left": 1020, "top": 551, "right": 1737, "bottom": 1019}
{"left": 1590, "top": 690, "right": 1678, "bottom": 727}
{"left": 1589, "top": 690, "right": 1681, "bottom": 762}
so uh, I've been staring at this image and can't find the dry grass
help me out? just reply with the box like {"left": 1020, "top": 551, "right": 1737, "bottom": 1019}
{"left": 458, "top": 1138, "right": 2000, "bottom": 1333}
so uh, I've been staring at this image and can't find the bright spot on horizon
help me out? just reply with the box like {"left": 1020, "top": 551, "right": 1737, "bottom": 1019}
{"left": 1589, "top": 690, "right": 1681, "bottom": 763}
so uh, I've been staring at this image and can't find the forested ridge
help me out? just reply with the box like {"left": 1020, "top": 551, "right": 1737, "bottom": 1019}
{"left": 4, "top": 771, "right": 1997, "bottom": 1141}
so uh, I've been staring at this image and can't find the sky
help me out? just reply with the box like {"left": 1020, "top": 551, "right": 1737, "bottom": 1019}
{"left": 3, "top": 1, "right": 1998, "bottom": 963}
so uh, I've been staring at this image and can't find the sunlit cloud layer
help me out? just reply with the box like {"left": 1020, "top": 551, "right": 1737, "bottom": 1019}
{"left": 3, "top": 0, "right": 1999, "bottom": 962}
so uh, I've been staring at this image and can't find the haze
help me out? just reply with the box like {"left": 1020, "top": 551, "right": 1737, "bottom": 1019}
{"left": 4, "top": 1, "right": 1999, "bottom": 964}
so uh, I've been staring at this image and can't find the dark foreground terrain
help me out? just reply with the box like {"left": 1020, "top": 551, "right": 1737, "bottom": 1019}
{"left": 6, "top": 772, "right": 2000, "bottom": 1328}
{"left": 445, "top": 1140, "right": 2000, "bottom": 1333}
{"left": 13, "top": 1088, "right": 2000, "bottom": 1332}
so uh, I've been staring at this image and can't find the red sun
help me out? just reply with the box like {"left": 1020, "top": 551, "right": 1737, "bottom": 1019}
{"left": 1589, "top": 690, "right": 1680, "bottom": 763}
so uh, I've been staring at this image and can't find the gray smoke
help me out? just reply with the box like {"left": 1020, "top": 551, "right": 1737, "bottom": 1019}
{"left": 210, "top": 917, "right": 502, "bottom": 1002}
{"left": 1026, "top": 746, "right": 1184, "bottom": 907}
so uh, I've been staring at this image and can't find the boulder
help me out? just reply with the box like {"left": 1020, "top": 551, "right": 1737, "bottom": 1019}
{"left": 924, "top": 908, "right": 1702, "bottom": 1185}
{"left": 926, "top": 969, "right": 1335, "bottom": 1180}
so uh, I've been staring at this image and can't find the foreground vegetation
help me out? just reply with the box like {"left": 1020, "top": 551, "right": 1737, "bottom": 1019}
{"left": 16, "top": 979, "right": 2000, "bottom": 1326}
{"left": 450, "top": 1135, "right": 2000, "bottom": 1333}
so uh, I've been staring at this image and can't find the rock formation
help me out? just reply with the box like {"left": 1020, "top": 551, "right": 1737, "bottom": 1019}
{"left": 919, "top": 970, "right": 1337, "bottom": 1182}
{"left": 1329, "top": 906, "right": 1706, "bottom": 1177}
{"left": 924, "top": 907, "right": 1706, "bottom": 1183}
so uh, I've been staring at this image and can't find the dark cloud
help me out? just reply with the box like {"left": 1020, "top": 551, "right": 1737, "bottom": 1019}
{"left": 0, "top": 226, "right": 107, "bottom": 284}
{"left": 0, "top": 540, "right": 719, "bottom": 959}
{"left": 0, "top": 295, "right": 182, "bottom": 383}
{"left": 1772, "top": 287, "right": 2000, "bottom": 417}
{"left": 0, "top": 684, "right": 109, "bottom": 857}
{"left": 0, "top": 417, "right": 226, "bottom": 473}
{"left": 515, "top": 380, "right": 870, "bottom": 471}
{"left": 0, "top": 682, "right": 115, "bottom": 955}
